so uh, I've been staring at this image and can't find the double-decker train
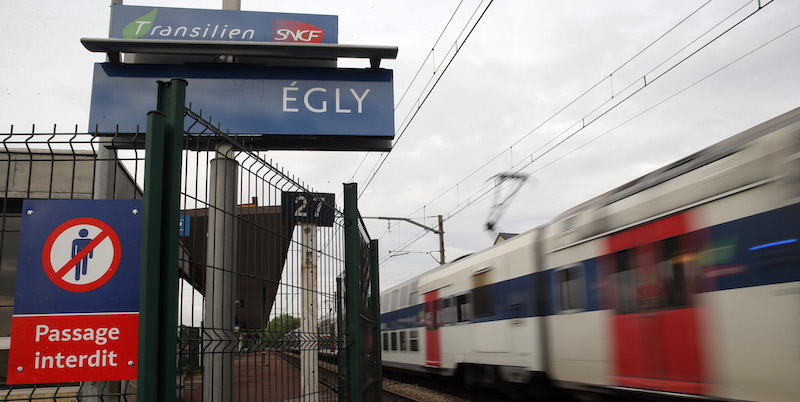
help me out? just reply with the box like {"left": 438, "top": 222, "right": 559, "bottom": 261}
{"left": 380, "top": 107, "right": 800, "bottom": 401}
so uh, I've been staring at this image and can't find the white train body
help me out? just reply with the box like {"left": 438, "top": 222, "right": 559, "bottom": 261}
{"left": 380, "top": 107, "right": 800, "bottom": 401}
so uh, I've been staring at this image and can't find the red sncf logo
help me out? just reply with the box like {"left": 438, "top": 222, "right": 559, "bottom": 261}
{"left": 273, "top": 20, "right": 325, "bottom": 43}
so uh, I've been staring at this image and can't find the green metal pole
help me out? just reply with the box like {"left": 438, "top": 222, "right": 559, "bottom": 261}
{"left": 336, "top": 277, "right": 345, "bottom": 402}
{"left": 139, "top": 78, "right": 187, "bottom": 402}
{"left": 369, "top": 239, "right": 382, "bottom": 402}
{"left": 344, "top": 183, "right": 362, "bottom": 402}
{"left": 139, "top": 109, "right": 166, "bottom": 402}
{"left": 159, "top": 77, "right": 186, "bottom": 402}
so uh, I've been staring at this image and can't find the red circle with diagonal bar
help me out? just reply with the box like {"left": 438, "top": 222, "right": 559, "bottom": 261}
{"left": 42, "top": 217, "right": 122, "bottom": 292}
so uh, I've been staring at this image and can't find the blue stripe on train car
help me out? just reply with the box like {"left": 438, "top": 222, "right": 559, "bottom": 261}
{"left": 381, "top": 304, "right": 423, "bottom": 331}
{"left": 472, "top": 273, "right": 537, "bottom": 324}
{"left": 706, "top": 203, "right": 800, "bottom": 291}
{"left": 380, "top": 203, "right": 800, "bottom": 332}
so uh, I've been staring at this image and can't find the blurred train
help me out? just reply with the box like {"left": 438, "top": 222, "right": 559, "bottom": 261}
{"left": 380, "top": 107, "right": 800, "bottom": 401}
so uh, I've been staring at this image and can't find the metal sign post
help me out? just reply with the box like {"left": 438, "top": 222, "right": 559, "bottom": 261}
{"left": 138, "top": 78, "right": 186, "bottom": 402}
{"left": 79, "top": 3, "right": 396, "bottom": 399}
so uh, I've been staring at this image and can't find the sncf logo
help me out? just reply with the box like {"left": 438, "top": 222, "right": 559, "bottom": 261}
{"left": 273, "top": 20, "right": 325, "bottom": 43}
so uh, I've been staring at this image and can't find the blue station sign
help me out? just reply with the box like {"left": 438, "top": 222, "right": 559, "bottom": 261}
{"left": 111, "top": 5, "right": 338, "bottom": 44}
{"left": 88, "top": 63, "right": 395, "bottom": 151}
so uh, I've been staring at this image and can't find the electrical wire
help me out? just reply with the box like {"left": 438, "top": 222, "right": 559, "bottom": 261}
{"left": 442, "top": 0, "right": 782, "bottom": 223}
{"left": 357, "top": 1, "right": 495, "bottom": 199}
{"left": 386, "top": 0, "right": 721, "bottom": 224}
{"left": 382, "top": 0, "right": 785, "bottom": 263}
{"left": 348, "top": 0, "right": 470, "bottom": 184}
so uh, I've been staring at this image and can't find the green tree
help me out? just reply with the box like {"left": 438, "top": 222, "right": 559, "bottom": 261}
{"left": 264, "top": 314, "right": 301, "bottom": 348}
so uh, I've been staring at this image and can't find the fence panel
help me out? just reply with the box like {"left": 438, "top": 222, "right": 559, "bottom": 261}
{"left": 0, "top": 102, "right": 378, "bottom": 400}
{"left": 341, "top": 184, "right": 381, "bottom": 402}
{"left": 175, "top": 108, "right": 348, "bottom": 402}
{"left": 0, "top": 128, "right": 142, "bottom": 401}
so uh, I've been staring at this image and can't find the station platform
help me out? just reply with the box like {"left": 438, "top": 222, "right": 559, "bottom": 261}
{"left": 178, "top": 351, "right": 337, "bottom": 401}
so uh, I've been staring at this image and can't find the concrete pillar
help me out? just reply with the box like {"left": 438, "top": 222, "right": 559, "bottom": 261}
{"left": 300, "top": 222, "right": 319, "bottom": 401}
{"left": 203, "top": 145, "right": 238, "bottom": 402}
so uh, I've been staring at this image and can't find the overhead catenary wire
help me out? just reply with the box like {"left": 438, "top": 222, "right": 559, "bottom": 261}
{"left": 441, "top": 0, "right": 785, "bottom": 223}
{"left": 393, "top": 0, "right": 469, "bottom": 110}
{"left": 357, "top": 0, "right": 496, "bottom": 199}
{"left": 375, "top": 0, "right": 722, "bottom": 255}
{"left": 413, "top": 0, "right": 769, "bottom": 221}
{"left": 381, "top": 0, "right": 783, "bottom": 263}
{"left": 383, "top": 0, "right": 721, "bottom": 227}
{"left": 348, "top": 0, "right": 469, "bottom": 184}
{"left": 530, "top": 16, "right": 800, "bottom": 178}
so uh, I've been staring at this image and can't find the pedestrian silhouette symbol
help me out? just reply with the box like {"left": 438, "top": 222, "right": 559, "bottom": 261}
{"left": 71, "top": 228, "right": 93, "bottom": 281}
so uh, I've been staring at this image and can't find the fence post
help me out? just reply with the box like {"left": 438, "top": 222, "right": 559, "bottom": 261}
{"left": 336, "top": 277, "right": 346, "bottom": 401}
{"left": 139, "top": 78, "right": 186, "bottom": 402}
{"left": 343, "top": 183, "right": 362, "bottom": 402}
{"left": 370, "top": 238, "right": 383, "bottom": 400}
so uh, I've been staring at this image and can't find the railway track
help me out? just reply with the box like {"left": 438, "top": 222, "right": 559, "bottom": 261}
{"left": 383, "top": 370, "right": 508, "bottom": 402}
{"left": 275, "top": 350, "right": 340, "bottom": 394}
{"left": 383, "top": 387, "right": 424, "bottom": 402}
{"left": 275, "top": 351, "right": 482, "bottom": 401}
{"left": 382, "top": 376, "right": 476, "bottom": 402}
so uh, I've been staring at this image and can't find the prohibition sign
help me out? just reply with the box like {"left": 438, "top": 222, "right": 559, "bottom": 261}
{"left": 42, "top": 217, "right": 122, "bottom": 292}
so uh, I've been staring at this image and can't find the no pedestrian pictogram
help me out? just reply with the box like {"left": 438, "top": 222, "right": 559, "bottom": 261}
{"left": 42, "top": 217, "right": 122, "bottom": 293}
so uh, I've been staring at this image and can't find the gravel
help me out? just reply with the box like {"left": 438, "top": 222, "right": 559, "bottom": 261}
{"left": 383, "top": 377, "right": 473, "bottom": 402}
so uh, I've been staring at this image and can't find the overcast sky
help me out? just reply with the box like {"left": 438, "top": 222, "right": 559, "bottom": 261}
{"left": 2, "top": 0, "right": 799, "bottom": 292}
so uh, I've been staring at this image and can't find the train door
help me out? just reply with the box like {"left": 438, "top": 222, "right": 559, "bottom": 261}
{"left": 605, "top": 213, "right": 707, "bottom": 395}
{"left": 423, "top": 290, "right": 441, "bottom": 366}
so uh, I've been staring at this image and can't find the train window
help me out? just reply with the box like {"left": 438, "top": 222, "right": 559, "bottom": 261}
{"left": 441, "top": 297, "right": 455, "bottom": 325}
{"left": 662, "top": 237, "right": 690, "bottom": 309}
{"left": 434, "top": 298, "right": 442, "bottom": 329}
{"left": 615, "top": 249, "right": 637, "bottom": 314}
{"left": 448, "top": 297, "right": 458, "bottom": 323}
{"left": 456, "top": 294, "right": 471, "bottom": 322}
{"left": 423, "top": 298, "right": 439, "bottom": 330}
{"left": 382, "top": 333, "right": 389, "bottom": 351}
{"left": 409, "top": 281, "right": 419, "bottom": 305}
{"left": 399, "top": 286, "right": 408, "bottom": 308}
{"left": 391, "top": 332, "right": 398, "bottom": 351}
{"left": 472, "top": 269, "right": 495, "bottom": 317}
{"left": 409, "top": 330, "right": 419, "bottom": 352}
{"left": 555, "top": 264, "right": 586, "bottom": 312}
{"left": 440, "top": 298, "right": 449, "bottom": 325}
{"left": 399, "top": 331, "right": 407, "bottom": 351}
{"left": 391, "top": 289, "right": 399, "bottom": 311}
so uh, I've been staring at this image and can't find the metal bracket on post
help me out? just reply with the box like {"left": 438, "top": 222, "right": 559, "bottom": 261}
{"left": 363, "top": 215, "right": 445, "bottom": 265}
{"left": 139, "top": 78, "right": 187, "bottom": 402}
